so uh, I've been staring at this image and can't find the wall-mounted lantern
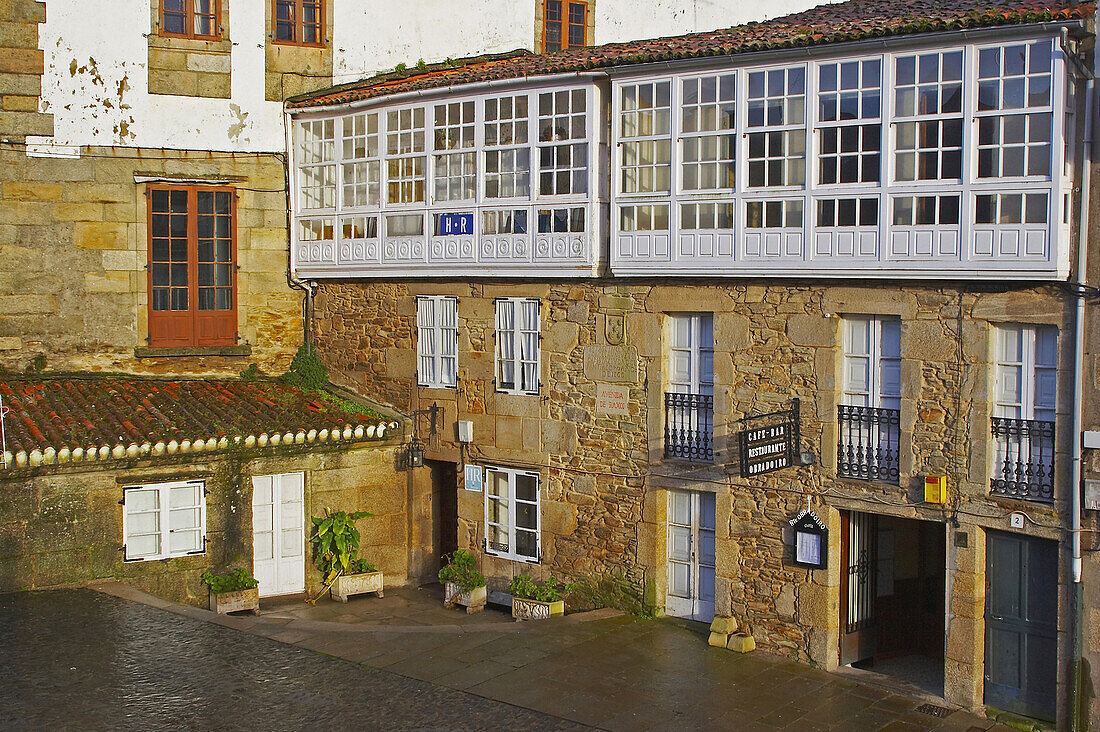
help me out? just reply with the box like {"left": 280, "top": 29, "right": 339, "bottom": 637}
{"left": 407, "top": 436, "right": 425, "bottom": 468}
{"left": 404, "top": 403, "right": 439, "bottom": 470}
{"left": 789, "top": 509, "right": 827, "bottom": 570}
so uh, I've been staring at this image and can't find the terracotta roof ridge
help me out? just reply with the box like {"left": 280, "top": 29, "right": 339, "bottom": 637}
{"left": 285, "top": 48, "right": 535, "bottom": 106}
{"left": 0, "top": 376, "right": 402, "bottom": 470}
{"left": 286, "top": 0, "right": 1094, "bottom": 109}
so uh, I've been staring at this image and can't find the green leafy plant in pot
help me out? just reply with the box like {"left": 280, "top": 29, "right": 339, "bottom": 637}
{"left": 201, "top": 567, "right": 259, "bottom": 594}
{"left": 307, "top": 508, "right": 374, "bottom": 604}
{"left": 507, "top": 574, "right": 576, "bottom": 603}
{"left": 437, "top": 549, "right": 485, "bottom": 592}
{"left": 438, "top": 549, "right": 487, "bottom": 613}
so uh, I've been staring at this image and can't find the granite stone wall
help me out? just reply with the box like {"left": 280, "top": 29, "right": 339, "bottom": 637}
{"left": 314, "top": 278, "right": 1075, "bottom": 710}
{"left": 0, "top": 440, "right": 405, "bottom": 605}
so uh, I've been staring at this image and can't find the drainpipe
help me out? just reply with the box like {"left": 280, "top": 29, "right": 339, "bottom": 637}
{"left": 282, "top": 110, "right": 315, "bottom": 352}
{"left": 1068, "top": 32, "right": 1094, "bottom": 732}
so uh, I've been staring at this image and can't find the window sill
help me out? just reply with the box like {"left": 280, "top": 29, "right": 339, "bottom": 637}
{"left": 148, "top": 35, "right": 232, "bottom": 53}
{"left": 135, "top": 345, "right": 251, "bottom": 358}
{"left": 271, "top": 39, "right": 328, "bottom": 49}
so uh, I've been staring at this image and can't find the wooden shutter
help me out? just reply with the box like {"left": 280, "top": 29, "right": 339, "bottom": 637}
{"left": 439, "top": 296, "right": 458, "bottom": 387}
{"left": 123, "top": 487, "right": 162, "bottom": 561}
{"left": 148, "top": 186, "right": 237, "bottom": 348}
{"left": 167, "top": 481, "right": 205, "bottom": 555}
{"left": 192, "top": 189, "right": 238, "bottom": 347}
{"left": 148, "top": 187, "right": 194, "bottom": 347}
{"left": 416, "top": 297, "right": 437, "bottom": 386}
{"left": 495, "top": 299, "right": 516, "bottom": 391}
{"left": 519, "top": 299, "right": 540, "bottom": 393}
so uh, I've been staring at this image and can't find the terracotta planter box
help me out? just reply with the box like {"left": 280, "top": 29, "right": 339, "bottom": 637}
{"left": 330, "top": 571, "right": 384, "bottom": 603}
{"left": 511, "top": 596, "right": 565, "bottom": 620}
{"left": 209, "top": 587, "right": 259, "bottom": 615}
{"left": 444, "top": 582, "right": 487, "bottom": 614}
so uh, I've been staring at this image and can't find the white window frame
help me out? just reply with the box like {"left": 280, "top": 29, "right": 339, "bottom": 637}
{"left": 891, "top": 49, "right": 965, "bottom": 184}
{"left": 993, "top": 324, "right": 1057, "bottom": 422}
{"left": 667, "top": 313, "right": 714, "bottom": 395}
{"left": 494, "top": 298, "right": 541, "bottom": 395}
{"left": 483, "top": 466, "right": 541, "bottom": 563}
{"left": 975, "top": 39, "right": 1054, "bottom": 181}
{"left": 122, "top": 479, "right": 207, "bottom": 562}
{"left": 841, "top": 316, "right": 901, "bottom": 410}
{"left": 815, "top": 58, "right": 882, "bottom": 187}
{"left": 416, "top": 295, "right": 458, "bottom": 388}
{"left": 618, "top": 80, "right": 673, "bottom": 196}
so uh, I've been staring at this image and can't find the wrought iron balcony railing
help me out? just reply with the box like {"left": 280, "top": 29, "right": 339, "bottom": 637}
{"left": 837, "top": 405, "right": 901, "bottom": 484}
{"left": 990, "top": 417, "right": 1055, "bottom": 504}
{"left": 664, "top": 392, "right": 713, "bottom": 462}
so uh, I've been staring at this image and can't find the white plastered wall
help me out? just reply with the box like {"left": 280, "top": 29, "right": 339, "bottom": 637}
{"left": 36, "top": 0, "right": 842, "bottom": 151}
{"left": 38, "top": 0, "right": 282, "bottom": 152}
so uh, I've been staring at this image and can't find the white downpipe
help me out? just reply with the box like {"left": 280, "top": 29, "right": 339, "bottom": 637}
{"left": 1071, "top": 39, "right": 1094, "bottom": 586}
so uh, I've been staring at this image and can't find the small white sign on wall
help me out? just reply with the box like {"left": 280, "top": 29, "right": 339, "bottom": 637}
{"left": 464, "top": 464, "right": 483, "bottom": 492}
{"left": 596, "top": 383, "right": 629, "bottom": 416}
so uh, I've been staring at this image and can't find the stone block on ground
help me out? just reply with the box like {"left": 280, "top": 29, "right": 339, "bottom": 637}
{"left": 727, "top": 633, "right": 756, "bottom": 653}
{"left": 708, "top": 631, "right": 730, "bottom": 648}
{"left": 709, "top": 616, "right": 738, "bottom": 634}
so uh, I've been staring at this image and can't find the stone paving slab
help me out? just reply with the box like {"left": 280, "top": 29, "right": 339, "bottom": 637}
{"left": 0, "top": 589, "right": 588, "bottom": 731}
{"left": 89, "top": 581, "right": 1002, "bottom": 731}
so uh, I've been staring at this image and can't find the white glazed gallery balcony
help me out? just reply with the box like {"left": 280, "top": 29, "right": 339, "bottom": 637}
{"left": 289, "top": 32, "right": 1071, "bottom": 281}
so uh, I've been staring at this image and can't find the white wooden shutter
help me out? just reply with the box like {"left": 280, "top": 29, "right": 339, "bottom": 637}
{"left": 995, "top": 325, "right": 1026, "bottom": 419}
{"left": 485, "top": 467, "right": 510, "bottom": 556}
{"left": 1033, "top": 326, "right": 1057, "bottom": 422}
{"left": 519, "top": 299, "right": 540, "bottom": 393}
{"left": 123, "top": 487, "right": 161, "bottom": 561}
{"left": 495, "top": 299, "right": 517, "bottom": 390}
{"left": 168, "top": 481, "right": 205, "bottom": 555}
{"left": 843, "top": 316, "right": 900, "bottom": 409}
{"left": 514, "top": 471, "right": 540, "bottom": 561}
{"left": 416, "top": 297, "right": 437, "bottom": 387}
{"left": 439, "top": 296, "right": 458, "bottom": 387}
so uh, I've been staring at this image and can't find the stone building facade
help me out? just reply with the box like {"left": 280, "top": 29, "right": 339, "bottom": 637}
{"left": 289, "top": 0, "right": 1098, "bottom": 727}
{"left": 0, "top": 436, "right": 406, "bottom": 604}
{"left": 314, "top": 278, "right": 1076, "bottom": 711}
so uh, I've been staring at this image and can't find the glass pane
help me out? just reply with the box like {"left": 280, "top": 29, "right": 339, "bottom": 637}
{"left": 515, "top": 474, "right": 537, "bottom": 502}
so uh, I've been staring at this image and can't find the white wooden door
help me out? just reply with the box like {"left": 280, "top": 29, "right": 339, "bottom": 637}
{"left": 666, "top": 490, "right": 716, "bottom": 622}
{"left": 252, "top": 472, "right": 306, "bottom": 597}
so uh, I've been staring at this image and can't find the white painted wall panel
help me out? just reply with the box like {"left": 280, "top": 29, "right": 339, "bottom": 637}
{"left": 40, "top": 0, "right": 281, "bottom": 151}
{"left": 594, "top": 0, "right": 844, "bottom": 46}
{"left": 333, "top": 1, "right": 536, "bottom": 83}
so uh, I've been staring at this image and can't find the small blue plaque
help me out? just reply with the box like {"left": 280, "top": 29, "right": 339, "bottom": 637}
{"left": 437, "top": 213, "right": 474, "bottom": 236}
{"left": 464, "top": 464, "right": 483, "bottom": 492}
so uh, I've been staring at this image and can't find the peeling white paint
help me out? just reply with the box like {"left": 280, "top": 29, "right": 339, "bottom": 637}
{"left": 39, "top": 0, "right": 838, "bottom": 151}
{"left": 40, "top": 0, "right": 279, "bottom": 151}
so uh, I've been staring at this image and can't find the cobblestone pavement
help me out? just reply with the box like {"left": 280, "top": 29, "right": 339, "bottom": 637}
{"left": 4, "top": 585, "right": 1014, "bottom": 731}
{"left": 0, "top": 589, "right": 586, "bottom": 731}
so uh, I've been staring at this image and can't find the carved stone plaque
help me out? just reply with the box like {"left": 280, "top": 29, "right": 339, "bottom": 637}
{"left": 582, "top": 345, "right": 639, "bottom": 384}
{"left": 605, "top": 314, "right": 625, "bottom": 345}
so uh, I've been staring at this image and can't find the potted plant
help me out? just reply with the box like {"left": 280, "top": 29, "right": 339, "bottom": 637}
{"left": 438, "top": 549, "right": 487, "bottom": 614}
{"left": 508, "top": 574, "right": 576, "bottom": 620}
{"left": 330, "top": 558, "right": 384, "bottom": 603}
{"left": 201, "top": 568, "right": 260, "bottom": 615}
{"left": 307, "top": 508, "right": 380, "bottom": 604}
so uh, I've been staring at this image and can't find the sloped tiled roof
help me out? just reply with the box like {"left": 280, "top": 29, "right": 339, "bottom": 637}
{"left": 0, "top": 377, "right": 398, "bottom": 467}
{"left": 288, "top": 0, "right": 1093, "bottom": 109}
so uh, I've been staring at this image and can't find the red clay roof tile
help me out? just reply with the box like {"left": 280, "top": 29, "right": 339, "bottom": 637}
{"left": 288, "top": 0, "right": 1093, "bottom": 109}
{"left": 0, "top": 377, "right": 393, "bottom": 461}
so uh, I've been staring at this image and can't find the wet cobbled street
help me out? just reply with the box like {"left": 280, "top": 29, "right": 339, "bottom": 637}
{"left": 0, "top": 589, "right": 585, "bottom": 731}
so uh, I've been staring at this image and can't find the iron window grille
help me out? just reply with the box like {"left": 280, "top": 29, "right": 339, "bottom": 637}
{"left": 664, "top": 392, "right": 714, "bottom": 462}
{"left": 990, "top": 417, "right": 1055, "bottom": 503}
{"left": 836, "top": 405, "right": 901, "bottom": 484}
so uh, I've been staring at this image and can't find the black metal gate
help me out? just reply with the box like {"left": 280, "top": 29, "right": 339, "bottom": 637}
{"left": 984, "top": 531, "right": 1058, "bottom": 722}
{"left": 840, "top": 511, "right": 877, "bottom": 665}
